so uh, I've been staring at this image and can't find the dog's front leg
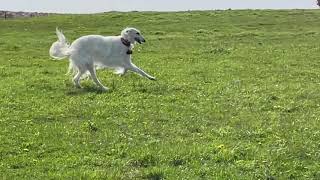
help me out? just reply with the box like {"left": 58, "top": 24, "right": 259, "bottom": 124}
{"left": 128, "top": 63, "right": 156, "bottom": 80}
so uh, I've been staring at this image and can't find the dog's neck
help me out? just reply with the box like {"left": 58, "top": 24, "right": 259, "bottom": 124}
{"left": 121, "top": 37, "right": 131, "bottom": 47}
{"left": 121, "top": 37, "right": 133, "bottom": 54}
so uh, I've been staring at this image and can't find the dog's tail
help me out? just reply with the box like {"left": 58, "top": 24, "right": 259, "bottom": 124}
{"left": 49, "top": 28, "right": 71, "bottom": 60}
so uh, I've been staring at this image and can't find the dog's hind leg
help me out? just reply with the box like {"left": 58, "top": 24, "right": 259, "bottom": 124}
{"left": 87, "top": 64, "right": 109, "bottom": 91}
{"left": 73, "top": 68, "right": 85, "bottom": 88}
{"left": 128, "top": 64, "right": 156, "bottom": 80}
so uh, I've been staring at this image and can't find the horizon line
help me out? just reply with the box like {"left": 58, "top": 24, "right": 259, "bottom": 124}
{"left": 0, "top": 7, "right": 318, "bottom": 14}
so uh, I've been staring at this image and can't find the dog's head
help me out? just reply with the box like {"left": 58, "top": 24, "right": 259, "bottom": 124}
{"left": 121, "top": 27, "right": 146, "bottom": 44}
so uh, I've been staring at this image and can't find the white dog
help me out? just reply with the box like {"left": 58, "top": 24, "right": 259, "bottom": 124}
{"left": 49, "top": 27, "right": 156, "bottom": 91}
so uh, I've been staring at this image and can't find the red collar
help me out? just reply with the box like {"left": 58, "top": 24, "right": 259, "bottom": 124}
{"left": 121, "top": 38, "right": 131, "bottom": 47}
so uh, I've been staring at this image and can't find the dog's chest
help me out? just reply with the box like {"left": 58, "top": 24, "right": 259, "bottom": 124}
{"left": 97, "top": 44, "right": 132, "bottom": 57}
{"left": 116, "top": 46, "right": 132, "bottom": 56}
{"left": 121, "top": 44, "right": 133, "bottom": 55}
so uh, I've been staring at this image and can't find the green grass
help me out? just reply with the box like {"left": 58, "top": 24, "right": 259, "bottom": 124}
{"left": 1, "top": 10, "right": 320, "bottom": 179}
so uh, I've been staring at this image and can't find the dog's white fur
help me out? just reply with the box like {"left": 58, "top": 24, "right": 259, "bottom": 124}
{"left": 49, "top": 27, "right": 155, "bottom": 90}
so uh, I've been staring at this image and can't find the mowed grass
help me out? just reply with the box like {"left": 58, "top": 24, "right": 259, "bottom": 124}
{"left": 1, "top": 10, "right": 320, "bottom": 179}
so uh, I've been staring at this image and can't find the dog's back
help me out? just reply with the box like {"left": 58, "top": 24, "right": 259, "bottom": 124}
{"left": 69, "top": 35, "right": 130, "bottom": 68}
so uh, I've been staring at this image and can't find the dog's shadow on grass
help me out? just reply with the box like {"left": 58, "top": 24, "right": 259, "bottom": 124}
{"left": 64, "top": 79, "right": 168, "bottom": 96}
{"left": 65, "top": 86, "right": 111, "bottom": 96}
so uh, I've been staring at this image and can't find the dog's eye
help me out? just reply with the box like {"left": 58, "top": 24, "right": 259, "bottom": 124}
{"left": 136, "top": 32, "right": 140, "bottom": 35}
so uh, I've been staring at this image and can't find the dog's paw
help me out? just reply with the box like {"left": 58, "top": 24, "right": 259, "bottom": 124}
{"left": 149, "top": 76, "right": 156, "bottom": 81}
{"left": 100, "top": 86, "right": 109, "bottom": 91}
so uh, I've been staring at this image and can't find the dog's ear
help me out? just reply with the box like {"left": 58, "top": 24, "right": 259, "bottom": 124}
{"left": 125, "top": 27, "right": 131, "bottom": 33}
{"left": 121, "top": 28, "right": 129, "bottom": 38}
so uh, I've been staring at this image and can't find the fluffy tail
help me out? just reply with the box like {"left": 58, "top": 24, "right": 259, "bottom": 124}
{"left": 49, "top": 28, "right": 71, "bottom": 60}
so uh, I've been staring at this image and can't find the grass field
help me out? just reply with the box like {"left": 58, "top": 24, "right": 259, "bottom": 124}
{"left": 1, "top": 10, "right": 320, "bottom": 179}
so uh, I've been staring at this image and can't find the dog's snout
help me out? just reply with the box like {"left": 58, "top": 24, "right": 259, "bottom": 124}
{"left": 142, "top": 38, "right": 146, "bottom": 43}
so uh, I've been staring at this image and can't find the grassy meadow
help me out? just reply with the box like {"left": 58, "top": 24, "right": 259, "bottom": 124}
{"left": 0, "top": 10, "right": 320, "bottom": 179}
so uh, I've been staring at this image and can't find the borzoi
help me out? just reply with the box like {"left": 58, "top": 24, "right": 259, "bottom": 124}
{"left": 49, "top": 27, "right": 156, "bottom": 91}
